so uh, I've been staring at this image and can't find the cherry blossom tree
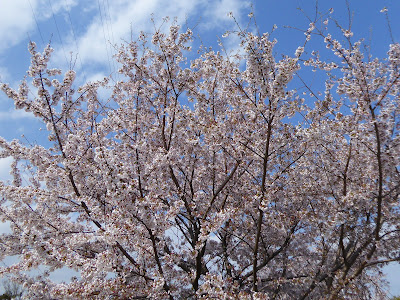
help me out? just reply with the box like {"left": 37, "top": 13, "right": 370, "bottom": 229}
{"left": 1, "top": 13, "right": 400, "bottom": 299}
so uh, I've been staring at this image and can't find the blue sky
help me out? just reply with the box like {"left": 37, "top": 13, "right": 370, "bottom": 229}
{"left": 0, "top": 0, "right": 399, "bottom": 296}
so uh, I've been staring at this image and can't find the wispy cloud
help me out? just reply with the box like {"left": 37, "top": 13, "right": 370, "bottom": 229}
{"left": 0, "top": 0, "right": 36, "bottom": 52}
{"left": 49, "top": 0, "right": 251, "bottom": 75}
{"left": 0, "top": 0, "right": 250, "bottom": 92}
{"left": 199, "top": 0, "right": 251, "bottom": 30}
{"left": 0, "top": 109, "right": 36, "bottom": 121}
{"left": 0, "top": 220, "right": 12, "bottom": 235}
{"left": 0, "top": 0, "right": 78, "bottom": 54}
{"left": 0, "top": 66, "right": 10, "bottom": 82}
{"left": 0, "top": 157, "right": 12, "bottom": 181}
{"left": 52, "top": 0, "right": 201, "bottom": 70}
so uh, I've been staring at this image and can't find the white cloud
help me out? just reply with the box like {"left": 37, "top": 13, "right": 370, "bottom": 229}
{"left": 49, "top": 0, "right": 250, "bottom": 75}
{"left": 0, "top": 0, "right": 251, "bottom": 102}
{"left": 85, "top": 72, "right": 108, "bottom": 83}
{"left": 384, "top": 263, "right": 400, "bottom": 296}
{"left": 200, "top": 0, "right": 251, "bottom": 30}
{"left": 36, "top": 0, "right": 78, "bottom": 19}
{"left": 0, "top": 0, "right": 78, "bottom": 54}
{"left": 0, "top": 0, "right": 35, "bottom": 52}
{"left": 55, "top": 0, "right": 201, "bottom": 67}
{"left": 0, "top": 66, "right": 10, "bottom": 82}
{"left": 0, "top": 220, "right": 12, "bottom": 235}
{"left": 0, "top": 109, "right": 35, "bottom": 121}
{"left": 0, "top": 157, "right": 12, "bottom": 181}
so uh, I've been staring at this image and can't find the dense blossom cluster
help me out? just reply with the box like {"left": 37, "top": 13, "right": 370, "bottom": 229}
{"left": 1, "top": 17, "right": 400, "bottom": 299}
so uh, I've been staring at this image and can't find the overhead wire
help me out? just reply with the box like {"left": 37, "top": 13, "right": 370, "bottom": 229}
{"left": 47, "top": 0, "right": 70, "bottom": 68}
{"left": 97, "top": 0, "right": 113, "bottom": 78}
{"left": 104, "top": 0, "right": 119, "bottom": 81}
{"left": 27, "top": 0, "right": 44, "bottom": 45}
{"left": 105, "top": 0, "right": 117, "bottom": 48}
{"left": 64, "top": 0, "right": 87, "bottom": 82}
{"left": 27, "top": 0, "right": 118, "bottom": 104}
{"left": 28, "top": 0, "right": 117, "bottom": 82}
